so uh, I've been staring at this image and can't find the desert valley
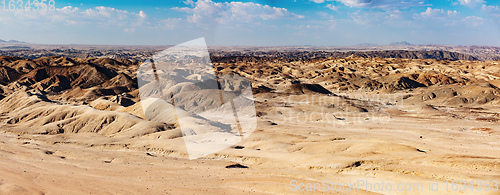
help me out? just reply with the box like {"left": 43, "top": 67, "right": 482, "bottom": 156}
{"left": 0, "top": 46, "right": 498, "bottom": 194}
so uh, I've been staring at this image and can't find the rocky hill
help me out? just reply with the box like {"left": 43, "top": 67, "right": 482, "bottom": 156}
{"left": 211, "top": 50, "right": 478, "bottom": 61}
{"left": 0, "top": 54, "right": 498, "bottom": 139}
{"left": 2, "top": 44, "right": 499, "bottom": 61}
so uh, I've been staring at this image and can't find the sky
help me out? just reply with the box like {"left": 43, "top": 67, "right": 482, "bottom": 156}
{"left": 0, "top": 0, "right": 500, "bottom": 46}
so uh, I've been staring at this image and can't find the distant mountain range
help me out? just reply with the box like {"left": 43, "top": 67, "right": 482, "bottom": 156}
{"left": 356, "top": 41, "right": 413, "bottom": 46}
{"left": 0, "top": 39, "right": 25, "bottom": 43}
{"left": 1, "top": 38, "right": 499, "bottom": 61}
{"left": 389, "top": 41, "right": 413, "bottom": 46}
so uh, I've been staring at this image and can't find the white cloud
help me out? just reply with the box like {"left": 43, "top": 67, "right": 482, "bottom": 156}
{"left": 347, "top": 6, "right": 473, "bottom": 29}
{"left": 174, "top": 0, "right": 303, "bottom": 25}
{"left": 336, "top": 0, "right": 371, "bottom": 7}
{"left": 0, "top": 6, "right": 147, "bottom": 31}
{"left": 419, "top": 7, "right": 458, "bottom": 18}
{"left": 0, "top": 0, "right": 496, "bottom": 46}
{"left": 83, "top": 6, "right": 130, "bottom": 19}
{"left": 335, "top": 0, "right": 427, "bottom": 9}
{"left": 462, "top": 16, "right": 484, "bottom": 27}
{"left": 326, "top": 4, "right": 339, "bottom": 11}
{"left": 183, "top": 0, "right": 195, "bottom": 6}
{"left": 350, "top": 9, "right": 407, "bottom": 25}
{"left": 139, "top": 10, "right": 147, "bottom": 18}
{"left": 159, "top": 18, "right": 183, "bottom": 30}
{"left": 481, "top": 4, "right": 500, "bottom": 18}
{"left": 457, "top": 0, "right": 485, "bottom": 7}
{"left": 58, "top": 6, "right": 80, "bottom": 14}
{"left": 416, "top": 7, "right": 461, "bottom": 26}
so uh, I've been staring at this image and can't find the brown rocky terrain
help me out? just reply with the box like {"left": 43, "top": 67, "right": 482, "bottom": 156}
{"left": 0, "top": 54, "right": 499, "bottom": 194}
{"left": 2, "top": 44, "right": 499, "bottom": 61}
{"left": 211, "top": 50, "right": 479, "bottom": 61}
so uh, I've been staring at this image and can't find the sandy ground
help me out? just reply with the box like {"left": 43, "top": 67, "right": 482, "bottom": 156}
{"left": 1, "top": 92, "right": 499, "bottom": 194}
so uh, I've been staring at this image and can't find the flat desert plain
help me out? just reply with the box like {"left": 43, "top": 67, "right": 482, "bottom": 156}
{"left": 0, "top": 55, "right": 499, "bottom": 194}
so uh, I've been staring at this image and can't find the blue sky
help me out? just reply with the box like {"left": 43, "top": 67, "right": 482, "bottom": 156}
{"left": 1, "top": 0, "right": 500, "bottom": 46}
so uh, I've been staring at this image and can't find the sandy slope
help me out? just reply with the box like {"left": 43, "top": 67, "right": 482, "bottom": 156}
{"left": 1, "top": 93, "right": 499, "bottom": 194}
